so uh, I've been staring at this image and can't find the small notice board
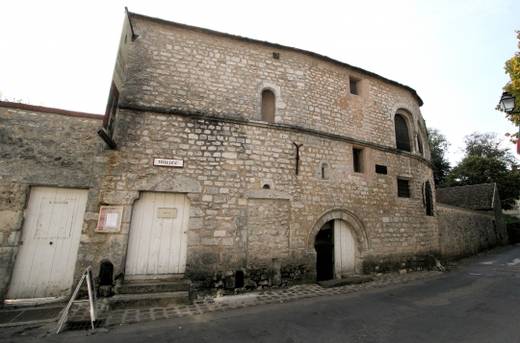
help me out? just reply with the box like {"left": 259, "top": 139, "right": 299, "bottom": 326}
{"left": 96, "top": 206, "right": 123, "bottom": 233}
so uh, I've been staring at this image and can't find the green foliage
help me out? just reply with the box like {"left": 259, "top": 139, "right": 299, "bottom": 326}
{"left": 427, "top": 128, "right": 451, "bottom": 187}
{"left": 445, "top": 132, "right": 520, "bottom": 209}
{"left": 502, "top": 31, "right": 520, "bottom": 141}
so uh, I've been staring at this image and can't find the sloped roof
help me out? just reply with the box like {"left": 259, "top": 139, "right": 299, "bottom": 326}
{"left": 436, "top": 183, "right": 497, "bottom": 210}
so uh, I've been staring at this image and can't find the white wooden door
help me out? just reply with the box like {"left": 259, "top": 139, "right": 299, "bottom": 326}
{"left": 334, "top": 219, "right": 356, "bottom": 277}
{"left": 7, "top": 187, "right": 88, "bottom": 299}
{"left": 125, "top": 192, "right": 189, "bottom": 277}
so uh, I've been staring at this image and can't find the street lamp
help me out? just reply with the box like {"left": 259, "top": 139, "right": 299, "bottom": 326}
{"left": 498, "top": 92, "right": 517, "bottom": 113}
{"left": 497, "top": 92, "right": 519, "bottom": 154}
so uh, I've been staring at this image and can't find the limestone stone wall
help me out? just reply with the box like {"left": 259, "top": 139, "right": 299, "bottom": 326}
{"left": 0, "top": 103, "right": 103, "bottom": 300}
{"left": 92, "top": 13, "right": 439, "bottom": 286}
{"left": 437, "top": 204, "right": 504, "bottom": 259}
{"left": 94, "top": 108, "right": 438, "bottom": 285}
{"left": 0, "top": 12, "right": 440, "bottom": 298}
{"left": 121, "top": 14, "right": 429, "bottom": 158}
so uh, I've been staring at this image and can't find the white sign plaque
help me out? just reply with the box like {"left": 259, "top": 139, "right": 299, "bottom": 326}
{"left": 96, "top": 206, "right": 123, "bottom": 233}
{"left": 153, "top": 158, "right": 184, "bottom": 168}
{"left": 157, "top": 207, "right": 177, "bottom": 219}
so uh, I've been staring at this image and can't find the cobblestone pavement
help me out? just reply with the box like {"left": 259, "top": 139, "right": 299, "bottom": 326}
{"left": 67, "top": 270, "right": 442, "bottom": 328}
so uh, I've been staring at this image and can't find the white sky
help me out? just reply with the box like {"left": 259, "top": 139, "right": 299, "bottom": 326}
{"left": 1, "top": 0, "right": 518, "bottom": 163}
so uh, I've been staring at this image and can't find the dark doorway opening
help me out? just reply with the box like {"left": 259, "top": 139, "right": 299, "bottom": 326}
{"left": 315, "top": 221, "right": 334, "bottom": 281}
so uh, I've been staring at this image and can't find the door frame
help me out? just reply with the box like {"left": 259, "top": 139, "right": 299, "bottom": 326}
{"left": 123, "top": 191, "right": 190, "bottom": 280}
{"left": 309, "top": 209, "right": 369, "bottom": 278}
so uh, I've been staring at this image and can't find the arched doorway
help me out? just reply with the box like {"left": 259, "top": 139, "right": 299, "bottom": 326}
{"left": 314, "top": 219, "right": 356, "bottom": 281}
{"left": 315, "top": 221, "right": 334, "bottom": 281}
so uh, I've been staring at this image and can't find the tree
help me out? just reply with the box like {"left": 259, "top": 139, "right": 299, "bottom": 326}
{"left": 427, "top": 128, "right": 451, "bottom": 187}
{"left": 501, "top": 31, "right": 520, "bottom": 141}
{"left": 445, "top": 132, "right": 520, "bottom": 209}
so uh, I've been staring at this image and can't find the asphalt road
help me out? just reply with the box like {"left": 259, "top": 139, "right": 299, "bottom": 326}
{"left": 6, "top": 245, "right": 520, "bottom": 343}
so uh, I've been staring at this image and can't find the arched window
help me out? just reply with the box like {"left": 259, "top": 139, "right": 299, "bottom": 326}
{"left": 261, "top": 89, "right": 275, "bottom": 123}
{"left": 424, "top": 181, "right": 434, "bottom": 216}
{"left": 395, "top": 114, "right": 411, "bottom": 151}
{"left": 417, "top": 135, "right": 424, "bottom": 155}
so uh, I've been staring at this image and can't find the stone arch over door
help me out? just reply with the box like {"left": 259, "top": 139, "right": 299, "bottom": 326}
{"left": 308, "top": 209, "right": 369, "bottom": 276}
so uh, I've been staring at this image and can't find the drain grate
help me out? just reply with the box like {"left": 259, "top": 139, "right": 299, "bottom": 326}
{"left": 65, "top": 319, "right": 105, "bottom": 331}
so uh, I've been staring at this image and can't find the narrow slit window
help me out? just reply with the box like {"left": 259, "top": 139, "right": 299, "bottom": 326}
{"left": 424, "top": 181, "right": 434, "bottom": 216}
{"left": 397, "top": 178, "right": 410, "bottom": 198}
{"left": 321, "top": 163, "right": 328, "bottom": 180}
{"left": 104, "top": 83, "right": 120, "bottom": 137}
{"left": 353, "top": 148, "right": 363, "bottom": 173}
{"left": 417, "top": 135, "right": 424, "bottom": 155}
{"left": 349, "top": 77, "right": 360, "bottom": 95}
{"left": 261, "top": 89, "right": 275, "bottom": 123}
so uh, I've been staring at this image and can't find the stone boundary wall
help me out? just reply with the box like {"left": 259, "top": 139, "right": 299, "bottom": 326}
{"left": 437, "top": 203, "right": 503, "bottom": 259}
{"left": 0, "top": 103, "right": 103, "bottom": 300}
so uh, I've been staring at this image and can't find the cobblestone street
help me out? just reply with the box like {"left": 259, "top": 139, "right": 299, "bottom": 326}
{"left": 67, "top": 270, "right": 442, "bottom": 328}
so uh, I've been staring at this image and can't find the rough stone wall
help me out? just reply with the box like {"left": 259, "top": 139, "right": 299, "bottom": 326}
{"left": 0, "top": 13, "right": 440, "bottom": 298}
{"left": 94, "top": 108, "right": 438, "bottom": 286}
{"left": 0, "top": 105, "right": 103, "bottom": 300}
{"left": 246, "top": 198, "right": 290, "bottom": 268}
{"left": 121, "top": 15, "right": 429, "bottom": 158}
{"left": 91, "top": 14, "right": 439, "bottom": 286}
{"left": 437, "top": 204, "right": 502, "bottom": 259}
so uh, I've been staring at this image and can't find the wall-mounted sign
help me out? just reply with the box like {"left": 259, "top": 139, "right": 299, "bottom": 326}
{"left": 96, "top": 206, "right": 124, "bottom": 233}
{"left": 157, "top": 207, "right": 177, "bottom": 219}
{"left": 153, "top": 158, "right": 184, "bottom": 168}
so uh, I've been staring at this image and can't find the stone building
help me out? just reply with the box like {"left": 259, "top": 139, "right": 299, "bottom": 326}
{"left": 0, "top": 11, "right": 505, "bottom": 304}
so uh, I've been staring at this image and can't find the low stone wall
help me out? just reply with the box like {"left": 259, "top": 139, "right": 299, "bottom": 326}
{"left": 437, "top": 203, "right": 505, "bottom": 259}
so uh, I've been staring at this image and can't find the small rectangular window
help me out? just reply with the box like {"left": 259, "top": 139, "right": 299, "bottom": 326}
{"left": 375, "top": 164, "right": 387, "bottom": 174}
{"left": 349, "top": 77, "right": 360, "bottom": 95}
{"left": 397, "top": 178, "right": 410, "bottom": 198}
{"left": 353, "top": 148, "right": 363, "bottom": 173}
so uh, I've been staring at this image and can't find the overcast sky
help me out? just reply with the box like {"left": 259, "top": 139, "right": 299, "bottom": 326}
{"left": 1, "top": 0, "right": 518, "bottom": 163}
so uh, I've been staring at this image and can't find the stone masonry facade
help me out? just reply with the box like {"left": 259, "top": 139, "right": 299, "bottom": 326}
{"left": 0, "top": 11, "right": 504, "bottom": 301}
{"left": 0, "top": 103, "right": 103, "bottom": 299}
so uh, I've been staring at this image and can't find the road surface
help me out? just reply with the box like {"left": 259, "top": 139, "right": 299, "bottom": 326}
{"left": 6, "top": 245, "right": 520, "bottom": 343}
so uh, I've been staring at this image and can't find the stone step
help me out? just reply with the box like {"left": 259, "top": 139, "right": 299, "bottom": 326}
{"left": 107, "top": 291, "right": 190, "bottom": 309}
{"left": 115, "top": 280, "right": 191, "bottom": 295}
